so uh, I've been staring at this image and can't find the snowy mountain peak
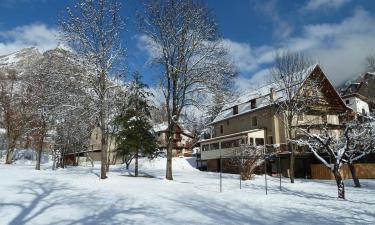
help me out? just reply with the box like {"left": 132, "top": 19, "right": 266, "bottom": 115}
{"left": 0, "top": 47, "right": 42, "bottom": 68}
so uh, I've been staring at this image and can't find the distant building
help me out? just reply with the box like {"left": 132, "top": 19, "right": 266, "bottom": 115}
{"left": 341, "top": 71, "right": 375, "bottom": 112}
{"left": 152, "top": 122, "right": 194, "bottom": 157}
{"left": 341, "top": 93, "right": 370, "bottom": 116}
{"left": 63, "top": 127, "right": 118, "bottom": 166}
{"left": 198, "top": 64, "right": 351, "bottom": 177}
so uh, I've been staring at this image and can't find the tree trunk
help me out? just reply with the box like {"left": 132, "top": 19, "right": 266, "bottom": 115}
{"left": 289, "top": 141, "right": 295, "bottom": 183}
{"left": 35, "top": 136, "right": 44, "bottom": 170}
{"left": 166, "top": 122, "right": 174, "bottom": 180}
{"left": 135, "top": 149, "right": 139, "bottom": 177}
{"left": 166, "top": 143, "right": 173, "bottom": 180}
{"left": 52, "top": 150, "right": 56, "bottom": 170}
{"left": 348, "top": 162, "right": 361, "bottom": 188}
{"left": 5, "top": 144, "right": 14, "bottom": 164}
{"left": 333, "top": 168, "right": 345, "bottom": 199}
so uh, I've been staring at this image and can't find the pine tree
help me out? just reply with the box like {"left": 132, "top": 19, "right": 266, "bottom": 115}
{"left": 115, "top": 72, "right": 156, "bottom": 177}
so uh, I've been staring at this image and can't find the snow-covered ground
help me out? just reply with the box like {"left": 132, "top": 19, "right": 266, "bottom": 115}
{"left": 0, "top": 157, "right": 374, "bottom": 225}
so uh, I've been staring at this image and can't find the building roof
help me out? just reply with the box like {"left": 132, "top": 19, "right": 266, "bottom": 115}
{"left": 342, "top": 71, "right": 375, "bottom": 96}
{"left": 341, "top": 93, "right": 370, "bottom": 102}
{"left": 152, "top": 122, "right": 193, "bottom": 137}
{"left": 210, "top": 64, "right": 322, "bottom": 125}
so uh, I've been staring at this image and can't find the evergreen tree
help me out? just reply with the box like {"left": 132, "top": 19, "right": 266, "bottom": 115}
{"left": 115, "top": 72, "right": 156, "bottom": 176}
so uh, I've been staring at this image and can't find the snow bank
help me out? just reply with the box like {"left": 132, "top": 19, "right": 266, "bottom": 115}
{"left": 136, "top": 157, "right": 197, "bottom": 172}
{"left": 0, "top": 149, "right": 49, "bottom": 164}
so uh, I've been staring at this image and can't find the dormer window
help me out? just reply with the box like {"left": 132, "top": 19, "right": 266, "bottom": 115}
{"left": 233, "top": 105, "right": 238, "bottom": 115}
{"left": 345, "top": 99, "right": 350, "bottom": 105}
{"left": 250, "top": 99, "right": 257, "bottom": 109}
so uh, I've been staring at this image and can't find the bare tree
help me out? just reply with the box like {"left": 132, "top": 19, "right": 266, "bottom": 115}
{"left": 342, "top": 119, "right": 375, "bottom": 187}
{"left": 270, "top": 50, "right": 314, "bottom": 183}
{"left": 139, "top": 0, "right": 236, "bottom": 180}
{"left": 61, "top": 0, "right": 126, "bottom": 179}
{"left": 295, "top": 121, "right": 375, "bottom": 199}
{"left": 365, "top": 55, "right": 375, "bottom": 72}
{"left": 231, "top": 144, "right": 264, "bottom": 180}
{"left": 295, "top": 126, "right": 347, "bottom": 199}
{"left": 0, "top": 68, "right": 30, "bottom": 164}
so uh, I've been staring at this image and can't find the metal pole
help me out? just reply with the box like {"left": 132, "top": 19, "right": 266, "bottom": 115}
{"left": 279, "top": 155, "right": 282, "bottom": 191}
{"left": 240, "top": 165, "right": 242, "bottom": 189}
{"left": 240, "top": 149, "right": 242, "bottom": 189}
{"left": 264, "top": 135, "right": 267, "bottom": 195}
{"left": 220, "top": 155, "right": 222, "bottom": 193}
{"left": 265, "top": 156, "right": 268, "bottom": 195}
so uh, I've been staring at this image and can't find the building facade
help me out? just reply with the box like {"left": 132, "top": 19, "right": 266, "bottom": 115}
{"left": 199, "top": 65, "right": 349, "bottom": 175}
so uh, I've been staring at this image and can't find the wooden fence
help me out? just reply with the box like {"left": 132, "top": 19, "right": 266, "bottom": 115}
{"left": 311, "top": 163, "right": 375, "bottom": 179}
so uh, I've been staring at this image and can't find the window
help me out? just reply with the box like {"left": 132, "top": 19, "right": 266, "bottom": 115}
{"left": 221, "top": 140, "right": 232, "bottom": 149}
{"left": 96, "top": 133, "right": 98, "bottom": 140}
{"left": 297, "top": 113, "right": 304, "bottom": 122}
{"left": 233, "top": 105, "right": 238, "bottom": 115}
{"left": 220, "top": 125, "right": 223, "bottom": 134}
{"left": 250, "top": 99, "right": 257, "bottom": 109}
{"left": 202, "top": 145, "right": 209, "bottom": 151}
{"left": 221, "top": 139, "right": 240, "bottom": 149}
{"left": 209, "top": 143, "right": 220, "bottom": 151}
{"left": 252, "top": 116, "right": 257, "bottom": 126}
{"left": 345, "top": 99, "right": 350, "bottom": 105}
{"left": 255, "top": 138, "right": 264, "bottom": 146}
{"left": 249, "top": 137, "right": 254, "bottom": 145}
{"left": 226, "top": 120, "right": 230, "bottom": 125}
{"left": 362, "top": 108, "right": 366, "bottom": 115}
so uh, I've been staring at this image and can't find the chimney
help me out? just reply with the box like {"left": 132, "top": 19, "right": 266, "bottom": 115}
{"left": 270, "top": 88, "right": 276, "bottom": 102}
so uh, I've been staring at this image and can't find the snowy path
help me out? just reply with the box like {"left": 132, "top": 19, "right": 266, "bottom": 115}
{"left": 0, "top": 158, "right": 375, "bottom": 225}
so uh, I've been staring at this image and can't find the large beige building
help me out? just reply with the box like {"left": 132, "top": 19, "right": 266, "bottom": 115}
{"left": 199, "top": 65, "right": 349, "bottom": 174}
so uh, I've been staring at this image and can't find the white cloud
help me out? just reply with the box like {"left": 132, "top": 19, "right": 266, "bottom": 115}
{"left": 235, "top": 7, "right": 375, "bottom": 92}
{"left": 220, "top": 39, "right": 257, "bottom": 72}
{"left": 252, "top": 0, "right": 293, "bottom": 39}
{"left": 136, "top": 34, "right": 162, "bottom": 63}
{"left": 147, "top": 85, "right": 164, "bottom": 107}
{"left": 304, "top": 0, "right": 351, "bottom": 11}
{"left": 288, "top": 8, "right": 375, "bottom": 84}
{"left": 137, "top": 7, "right": 375, "bottom": 92}
{"left": 0, "top": 23, "right": 58, "bottom": 55}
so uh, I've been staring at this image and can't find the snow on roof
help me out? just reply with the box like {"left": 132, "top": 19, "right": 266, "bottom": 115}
{"left": 152, "top": 122, "right": 193, "bottom": 136}
{"left": 152, "top": 123, "right": 169, "bottom": 133}
{"left": 0, "top": 128, "right": 6, "bottom": 134}
{"left": 211, "top": 64, "right": 318, "bottom": 124}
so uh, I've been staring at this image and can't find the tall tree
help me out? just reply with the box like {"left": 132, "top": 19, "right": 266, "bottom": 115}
{"left": 25, "top": 48, "right": 91, "bottom": 170}
{"left": 115, "top": 72, "right": 156, "bottom": 176}
{"left": 270, "top": 50, "right": 314, "bottom": 183}
{"left": 0, "top": 68, "right": 30, "bottom": 164}
{"left": 61, "top": 0, "right": 125, "bottom": 179}
{"left": 138, "top": 0, "right": 236, "bottom": 180}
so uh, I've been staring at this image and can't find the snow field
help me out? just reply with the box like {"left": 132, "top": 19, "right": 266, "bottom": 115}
{"left": 0, "top": 157, "right": 374, "bottom": 225}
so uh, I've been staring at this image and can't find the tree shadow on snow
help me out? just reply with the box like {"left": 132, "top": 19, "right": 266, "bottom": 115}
{"left": 0, "top": 179, "right": 154, "bottom": 225}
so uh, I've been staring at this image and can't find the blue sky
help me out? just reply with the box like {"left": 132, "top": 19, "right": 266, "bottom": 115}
{"left": 1, "top": 0, "right": 375, "bottom": 90}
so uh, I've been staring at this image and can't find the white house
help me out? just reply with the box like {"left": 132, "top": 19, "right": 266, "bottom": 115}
{"left": 341, "top": 93, "right": 370, "bottom": 116}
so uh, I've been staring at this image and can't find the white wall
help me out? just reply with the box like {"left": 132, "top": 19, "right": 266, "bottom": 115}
{"left": 344, "top": 97, "right": 370, "bottom": 115}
